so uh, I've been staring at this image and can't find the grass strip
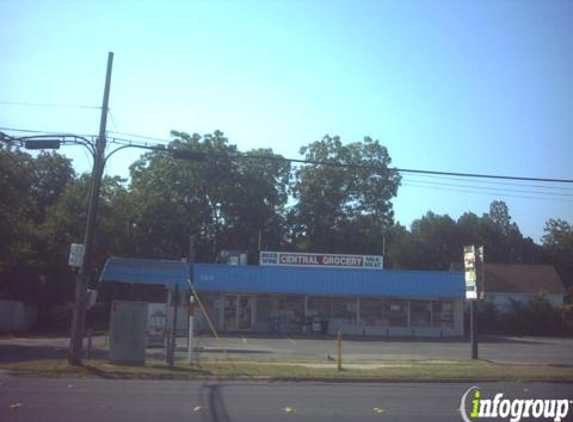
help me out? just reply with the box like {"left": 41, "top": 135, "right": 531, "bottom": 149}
{"left": 1, "top": 358, "right": 572, "bottom": 382}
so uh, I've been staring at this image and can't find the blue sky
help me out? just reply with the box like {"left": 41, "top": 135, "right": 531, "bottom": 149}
{"left": 1, "top": 0, "right": 572, "bottom": 242}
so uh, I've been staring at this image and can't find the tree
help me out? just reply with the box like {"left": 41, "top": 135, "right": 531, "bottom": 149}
{"left": 127, "top": 131, "right": 290, "bottom": 261}
{"left": 0, "top": 147, "right": 75, "bottom": 310}
{"left": 392, "top": 212, "right": 461, "bottom": 270}
{"left": 542, "top": 219, "right": 573, "bottom": 291}
{"left": 488, "top": 200, "right": 517, "bottom": 236}
{"left": 289, "top": 135, "right": 400, "bottom": 252}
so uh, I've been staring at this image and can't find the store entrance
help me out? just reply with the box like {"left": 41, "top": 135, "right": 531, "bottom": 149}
{"left": 223, "top": 295, "right": 254, "bottom": 330}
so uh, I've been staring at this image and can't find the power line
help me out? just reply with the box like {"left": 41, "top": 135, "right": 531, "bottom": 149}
{"left": 107, "top": 110, "right": 120, "bottom": 132}
{"left": 400, "top": 176, "right": 573, "bottom": 197}
{"left": 396, "top": 167, "right": 572, "bottom": 184}
{"left": 0, "top": 127, "right": 97, "bottom": 139}
{"left": 402, "top": 182, "right": 573, "bottom": 202}
{"left": 107, "top": 131, "right": 173, "bottom": 144}
{"left": 403, "top": 172, "right": 573, "bottom": 191}
{"left": 0, "top": 101, "right": 100, "bottom": 109}
{"left": 3, "top": 126, "right": 573, "bottom": 184}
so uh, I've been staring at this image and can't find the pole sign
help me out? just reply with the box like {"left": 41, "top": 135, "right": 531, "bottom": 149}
{"left": 464, "top": 245, "right": 484, "bottom": 300}
{"left": 68, "top": 243, "right": 85, "bottom": 268}
{"left": 464, "top": 245, "right": 477, "bottom": 300}
{"left": 260, "top": 251, "right": 383, "bottom": 269}
{"left": 477, "top": 245, "right": 485, "bottom": 300}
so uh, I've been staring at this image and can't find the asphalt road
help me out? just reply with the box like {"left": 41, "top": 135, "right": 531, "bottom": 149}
{"left": 1, "top": 375, "right": 572, "bottom": 422}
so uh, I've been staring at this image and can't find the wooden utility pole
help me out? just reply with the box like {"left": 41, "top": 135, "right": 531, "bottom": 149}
{"left": 68, "top": 52, "right": 114, "bottom": 365}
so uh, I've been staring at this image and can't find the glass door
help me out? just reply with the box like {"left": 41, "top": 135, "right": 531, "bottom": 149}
{"left": 224, "top": 295, "right": 255, "bottom": 330}
{"left": 238, "top": 296, "right": 254, "bottom": 330}
{"left": 224, "top": 295, "right": 238, "bottom": 330}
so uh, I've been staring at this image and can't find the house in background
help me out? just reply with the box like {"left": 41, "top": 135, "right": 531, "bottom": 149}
{"left": 483, "top": 264, "right": 567, "bottom": 312}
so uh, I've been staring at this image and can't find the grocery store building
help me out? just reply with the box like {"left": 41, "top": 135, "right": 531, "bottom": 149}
{"left": 100, "top": 252, "right": 466, "bottom": 338}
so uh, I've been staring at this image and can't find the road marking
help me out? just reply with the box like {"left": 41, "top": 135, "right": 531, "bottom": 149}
{"left": 372, "top": 407, "right": 385, "bottom": 414}
{"left": 284, "top": 406, "right": 296, "bottom": 413}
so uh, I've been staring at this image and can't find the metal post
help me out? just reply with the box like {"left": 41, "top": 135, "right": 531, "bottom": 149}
{"left": 69, "top": 52, "right": 113, "bottom": 365}
{"left": 169, "top": 285, "right": 179, "bottom": 369}
{"left": 470, "top": 300, "right": 478, "bottom": 359}
{"left": 337, "top": 329, "right": 342, "bottom": 371}
{"left": 188, "top": 296, "right": 195, "bottom": 364}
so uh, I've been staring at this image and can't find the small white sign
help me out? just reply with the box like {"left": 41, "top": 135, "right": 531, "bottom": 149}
{"left": 464, "top": 245, "right": 481, "bottom": 300}
{"left": 68, "top": 243, "right": 85, "bottom": 268}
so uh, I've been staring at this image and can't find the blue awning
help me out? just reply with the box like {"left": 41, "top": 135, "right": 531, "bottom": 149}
{"left": 99, "top": 257, "right": 465, "bottom": 299}
{"left": 99, "top": 257, "right": 190, "bottom": 289}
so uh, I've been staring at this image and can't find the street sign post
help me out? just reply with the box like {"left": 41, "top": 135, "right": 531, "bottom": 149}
{"left": 464, "top": 245, "right": 484, "bottom": 359}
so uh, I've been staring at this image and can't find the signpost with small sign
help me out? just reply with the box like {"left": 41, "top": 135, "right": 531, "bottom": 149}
{"left": 68, "top": 243, "right": 85, "bottom": 268}
{"left": 464, "top": 245, "right": 484, "bottom": 359}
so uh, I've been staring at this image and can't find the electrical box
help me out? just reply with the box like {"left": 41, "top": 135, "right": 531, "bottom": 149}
{"left": 109, "top": 301, "right": 148, "bottom": 365}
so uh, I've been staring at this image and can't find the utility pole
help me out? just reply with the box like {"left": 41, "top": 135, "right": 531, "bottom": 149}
{"left": 187, "top": 235, "right": 196, "bottom": 364}
{"left": 68, "top": 52, "right": 114, "bottom": 365}
{"left": 470, "top": 300, "right": 478, "bottom": 359}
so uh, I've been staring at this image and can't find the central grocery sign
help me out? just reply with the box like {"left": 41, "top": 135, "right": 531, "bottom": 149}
{"left": 260, "top": 251, "right": 383, "bottom": 269}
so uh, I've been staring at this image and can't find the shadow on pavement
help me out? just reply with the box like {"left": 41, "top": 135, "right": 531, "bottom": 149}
{"left": 0, "top": 344, "right": 107, "bottom": 363}
{"left": 479, "top": 335, "right": 550, "bottom": 345}
{"left": 199, "top": 383, "right": 233, "bottom": 422}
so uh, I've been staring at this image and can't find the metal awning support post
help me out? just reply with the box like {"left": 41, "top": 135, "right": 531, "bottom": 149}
{"left": 168, "top": 284, "right": 179, "bottom": 369}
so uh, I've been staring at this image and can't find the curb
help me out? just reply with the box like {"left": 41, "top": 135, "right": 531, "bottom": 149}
{"left": 3, "top": 369, "right": 573, "bottom": 384}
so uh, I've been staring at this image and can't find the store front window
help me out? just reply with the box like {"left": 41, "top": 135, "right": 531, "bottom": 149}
{"left": 223, "top": 295, "right": 254, "bottom": 330}
{"left": 360, "top": 299, "right": 387, "bottom": 326}
{"left": 410, "top": 300, "right": 432, "bottom": 327}
{"left": 274, "top": 296, "right": 304, "bottom": 333}
{"left": 307, "top": 297, "right": 331, "bottom": 320}
{"left": 432, "top": 301, "right": 454, "bottom": 328}
{"left": 332, "top": 298, "right": 357, "bottom": 324}
{"left": 386, "top": 300, "right": 408, "bottom": 327}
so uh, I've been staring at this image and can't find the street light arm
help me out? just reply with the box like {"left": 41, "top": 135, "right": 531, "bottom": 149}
{"left": 0, "top": 132, "right": 97, "bottom": 160}
{"left": 103, "top": 142, "right": 168, "bottom": 165}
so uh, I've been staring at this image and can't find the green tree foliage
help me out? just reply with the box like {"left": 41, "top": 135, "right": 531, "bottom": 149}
{"left": 387, "top": 201, "right": 547, "bottom": 270}
{"left": 290, "top": 135, "right": 400, "bottom": 253}
{"left": 127, "top": 131, "right": 290, "bottom": 261}
{"left": 542, "top": 219, "right": 573, "bottom": 293}
{"left": 407, "top": 212, "right": 461, "bottom": 270}
{"left": 0, "top": 147, "right": 75, "bottom": 304}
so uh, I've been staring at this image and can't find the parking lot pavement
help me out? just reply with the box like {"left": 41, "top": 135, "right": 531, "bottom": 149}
{"left": 187, "top": 335, "right": 573, "bottom": 366}
{"left": 2, "top": 334, "right": 572, "bottom": 366}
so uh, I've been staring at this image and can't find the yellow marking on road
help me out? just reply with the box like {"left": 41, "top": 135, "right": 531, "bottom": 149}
{"left": 284, "top": 406, "right": 296, "bottom": 413}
